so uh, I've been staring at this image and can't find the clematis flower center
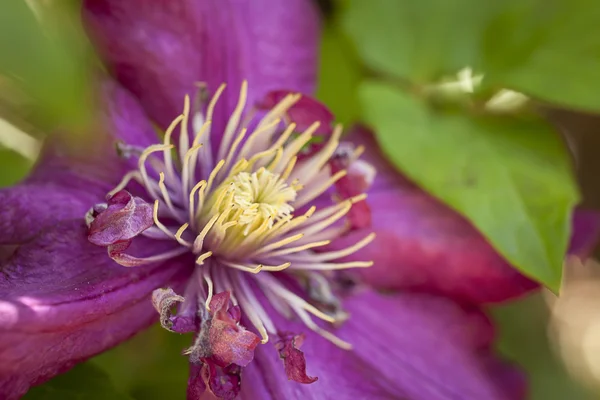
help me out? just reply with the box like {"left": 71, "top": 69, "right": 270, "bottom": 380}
{"left": 200, "top": 168, "right": 299, "bottom": 255}
{"left": 88, "top": 81, "right": 376, "bottom": 393}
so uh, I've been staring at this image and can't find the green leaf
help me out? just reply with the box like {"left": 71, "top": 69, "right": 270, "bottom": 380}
{"left": 341, "top": 0, "right": 489, "bottom": 83}
{"left": 0, "top": 147, "right": 32, "bottom": 187}
{"left": 359, "top": 81, "right": 579, "bottom": 290}
{"left": 92, "top": 325, "right": 191, "bottom": 400}
{"left": 316, "top": 23, "right": 363, "bottom": 126}
{"left": 0, "top": 0, "right": 92, "bottom": 129}
{"left": 22, "top": 363, "right": 133, "bottom": 400}
{"left": 493, "top": 294, "right": 598, "bottom": 400}
{"left": 480, "top": 0, "right": 600, "bottom": 111}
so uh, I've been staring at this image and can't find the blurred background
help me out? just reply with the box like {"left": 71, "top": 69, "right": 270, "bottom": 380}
{"left": 3, "top": 0, "right": 600, "bottom": 399}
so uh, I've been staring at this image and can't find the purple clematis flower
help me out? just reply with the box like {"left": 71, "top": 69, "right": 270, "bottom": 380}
{"left": 0, "top": 0, "right": 597, "bottom": 399}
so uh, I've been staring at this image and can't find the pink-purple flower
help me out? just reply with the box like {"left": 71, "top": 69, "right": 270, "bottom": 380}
{"left": 0, "top": 1, "right": 598, "bottom": 399}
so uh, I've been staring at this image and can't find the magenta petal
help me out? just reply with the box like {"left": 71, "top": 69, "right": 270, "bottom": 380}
{"left": 98, "top": 79, "right": 159, "bottom": 148}
{"left": 0, "top": 220, "right": 191, "bottom": 399}
{"left": 88, "top": 190, "right": 153, "bottom": 246}
{"left": 340, "top": 291, "right": 526, "bottom": 400}
{"left": 240, "top": 290, "right": 522, "bottom": 399}
{"left": 569, "top": 208, "right": 600, "bottom": 258}
{"left": 83, "top": 0, "right": 321, "bottom": 132}
{"left": 0, "top": 183, "right": 100, "bottom": 244}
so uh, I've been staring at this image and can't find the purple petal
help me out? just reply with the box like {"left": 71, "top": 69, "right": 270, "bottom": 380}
{"left": 82, "top": 0, "right": 321, "bottom": 133}
{"left": 0, "top": 220, "right": 192, "bottom": 399}
{"left": 240, "top": 290, "right": 524, "bottom": 400}
{"left": 569, "top": 208, "right": 600, "bottom": 258}
{"left": 0, "top": 183, "right": 100, "bottom": 245}
{"left": 340, "top": 291, "right": 527, "bottom": 400}
{"left": 88, "top": 190, "right": 153, "bottom": 246}
{"left": 325, "top": 126, "right": 600, "bottom": 304}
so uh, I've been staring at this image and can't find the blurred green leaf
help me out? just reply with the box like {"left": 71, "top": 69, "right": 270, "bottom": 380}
{"left": 0, "top": 148, "right": 32, "bottom": 187}
{"left": 92, "top": 325, "right": 191, "bottom": 400}
{"left": 344, "top": 0, "right": 600, "bottom": 110}
{"left": 493, "top": 294, "right": 597, "bottom": 400}
{"left": 341, "top": 0, "right": 488, "bottom": 83}
{"left": 316, "top": 23, "right": 363, "bottom": 126}
{"left": 23, "top": 363, "right": 132, "bottom": 400}
{"left": 480, "top": 0, "right": 600, "bottom": 111}
{"left": 0, "top": 0, "right": 92, "bottom": 129}
{"left": 359, "top": 81, "right": 578, "bottom": 290}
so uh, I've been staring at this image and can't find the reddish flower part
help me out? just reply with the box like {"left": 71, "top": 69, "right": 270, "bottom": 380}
{"left": 87, "top": 190, "right": 153, "bottom": 246}
{"left": 275, "top": 332, "right": 318, "bottom": 384}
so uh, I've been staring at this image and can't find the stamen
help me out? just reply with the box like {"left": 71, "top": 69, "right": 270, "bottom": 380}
{"left": 220, "top": 127, "right": 247, "bottom": 178}
{"left": 193, "top": 214, "right": 219, "bottom": 253}
{"left": 113, "top": 246, "right": 189, "bottom": 267}
{"left": 286, "top": 232, "right": 376, "bottom": 262}
{"left": 222, "top": 261, "right": 263, "bottom": 274}
{"left": 158, "top": 172, "right": 179, "bottom": 217}
{"left": 138, "top": 144, "right": 173, "bottom": 200}
{"left": 257, "top": 240, "right": 331, "bottom": 258}
{"left": 294, "top": 169, "right": 347, "bottom": 208}
{"left": 233, "top": 271, "right": 276, "bottom": 343}
{"left": 196, "top": 251, "right": 213, "bottom": 265}
{"left": 289, "top": 260, "right": 373, "bottom": 270}
{"left": 202, "top": 266, "right": 214, "bottom": 310}
{"left": 108, "top": 170, "right": 143, "bottom": 197}
{"left": 293, "top": 306, "right": 352, "bottom": 350}
{"left": 188, "top": 180, "right": 207, "bottom": 228}
{"left": 252, "top": 233, "right": 304, "bottom": 256}
{"left": 175, "top": 223, "right": 190, "bottom": 242}
{"left": 256, "top": 273, "right": 336, "bottom": 323}
{"left": 197, "top": 84, "right": 226, "bottom": 172}
{"left": 179, "top": 95, "right": 191, "bottom": 163}
{"left": 257, "top": 262, "right": 292, "bottom": 272}
{"left": 217, "top": 80, "right": 248, "bottom": 161}
{"left": 204, "top": 159, "right": 226, "bottom": 198}
{"left": 245, "top": 93, "right": 301, "bottom": 155}
{"left": 272, "top": 121, "right": 320, "bottom": 175}
{"left": 152, "top": 200, "right": 191, "bottom": 247}
{"left": 290, "top": 124, "right": 343, "bottom": 183}
{"left": 162, "top": 114, "right": 184, "bottom": 182}
{"left": 181, "top": 143, "right": 203, "bottom": 198}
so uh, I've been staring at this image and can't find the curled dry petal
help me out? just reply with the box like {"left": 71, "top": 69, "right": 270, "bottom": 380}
{"left": 185, "top": 292, "right": 258, "bottom": 400}
{"left": 151, "top": 287, "right": 196, "bottom": 333}
{"left": 206, "top": 292, "right": 260, "bottom": 368}
{"left": 88, "top": 190, "right": 154, "bottom": 246}
{"left": 187, "top": 361, "right": 242, "bottom": 400}
{"left": 275, "top": 332, "right": 318, "bottom": 384}
{"left": 187, "top": 292, "right": 259, "bottom": 369}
